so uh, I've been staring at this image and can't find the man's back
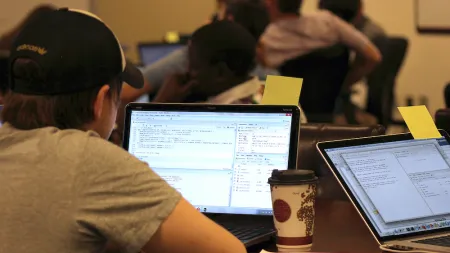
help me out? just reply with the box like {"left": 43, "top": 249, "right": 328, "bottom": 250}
{"left": 0, "top": 124, "right": 181, "bottom": 253}
{"left": 260, "top": 10, "right": 373, "bottom": 68}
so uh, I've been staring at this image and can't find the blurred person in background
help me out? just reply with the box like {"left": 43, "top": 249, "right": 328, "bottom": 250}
{"left": 120, "top": 0, "right": 276, "bottom": 106}
{"left": 259, "top": 0, "right": 381, "bottom": 123}
{"left": 116, "top": 0, "right": 282, "bottom": 137}
{"left": 210, "top": 0, "right": 228, "bottom": 22}
{"left": 152, "top": 21, "right": 307, "bottom": 121}
{"left": 318, "top": 0, "right": 385, "bottom": 125}
{"left": 318, "top": 0, "right": 386, "bottom": 43}
{"left": 260, "top": 0, "right": 381, "bottom": 92}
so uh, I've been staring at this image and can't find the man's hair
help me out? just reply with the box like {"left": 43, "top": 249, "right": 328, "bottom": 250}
{"left": 190, "top": 21, "right": 257, "bottom": 77}
{"left": 1, "top": 58, "right": 122, "bottom": 130}
{"left": 277, "top": 0, "right": 303, "bottom": 14}
{"left": 225, "top": 1, "right": 270, "bottom": 40}
{"left": 319, "top": 0, "right": 361, "bottom": 22}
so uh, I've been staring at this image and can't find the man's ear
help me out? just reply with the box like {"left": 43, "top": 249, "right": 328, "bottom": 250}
{"left": 93, "top": 85, "right": 110, "bottom": 120}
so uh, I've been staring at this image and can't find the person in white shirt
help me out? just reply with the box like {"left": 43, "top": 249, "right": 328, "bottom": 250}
{"left": 259, "top": 0, "right": 381, "bottom": 95}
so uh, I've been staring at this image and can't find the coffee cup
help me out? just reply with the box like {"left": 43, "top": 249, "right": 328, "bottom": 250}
{"left": 268, "top": 169, "right": 318, "bottom": 252}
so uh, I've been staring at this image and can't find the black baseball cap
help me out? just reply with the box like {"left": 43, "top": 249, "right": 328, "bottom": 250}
{"left": 8, "top": 8, "right": 144, "bottom": 95}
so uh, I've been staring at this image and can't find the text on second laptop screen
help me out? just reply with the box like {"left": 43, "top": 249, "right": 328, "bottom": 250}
{"left": 127, "top": 110, "right": 293, "bottom": 215}
{"left": 324, "top": 137, "right": 450, "bottom": 238}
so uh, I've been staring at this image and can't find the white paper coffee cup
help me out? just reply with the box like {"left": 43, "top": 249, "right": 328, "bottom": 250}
{"left": 268, "top": 170, "right": 318, "bottom": 252}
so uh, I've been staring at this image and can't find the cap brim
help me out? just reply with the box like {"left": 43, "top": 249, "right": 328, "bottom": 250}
{"left": 122, "top": 60, "right": 144, "bottom": 89}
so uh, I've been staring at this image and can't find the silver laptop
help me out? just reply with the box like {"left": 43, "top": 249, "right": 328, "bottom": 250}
{"left": 317, "top": 130, "right": 450, "bottom": 252}
{"left": 122, "top": 103, "right": 301, "bottom": 247}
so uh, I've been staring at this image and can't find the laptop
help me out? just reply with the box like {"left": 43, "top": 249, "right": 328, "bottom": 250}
{"left": 138, "top": 42, "right": 184, "bottom": 66}
{"left": 123, "top": 103, "right": 301, "bottom": 247}
{"left": 317, "top": 131, "right": 450, "bottom": 252}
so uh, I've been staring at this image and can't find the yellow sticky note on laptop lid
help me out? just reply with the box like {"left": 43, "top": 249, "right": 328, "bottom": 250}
{"left": 398, "top": 105, "right": 441, "bottom": 139}
{"left": 165, "top": 31, "right": 180, "bottom": 43}
{"left": 261, "top": 75, "right": 303, "bottom": 105}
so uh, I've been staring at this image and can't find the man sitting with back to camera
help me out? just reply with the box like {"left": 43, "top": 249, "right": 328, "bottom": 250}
{"left": 152, "top": 20, "right": 307, "bottom": 122}
{"left": 0, "top": 8, "right": 246, "bottom": 253}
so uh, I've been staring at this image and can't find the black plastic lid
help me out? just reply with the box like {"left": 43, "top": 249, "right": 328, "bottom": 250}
{"left": 268, "top": 169, "right": 318, "bottom": 185}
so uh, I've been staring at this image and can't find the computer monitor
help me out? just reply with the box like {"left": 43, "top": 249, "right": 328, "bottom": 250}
{"left": 123, "top": 103, "right": 301, "bottom": 215}
{"left": 138, "top": 42, "right": 184, "bottom": 66}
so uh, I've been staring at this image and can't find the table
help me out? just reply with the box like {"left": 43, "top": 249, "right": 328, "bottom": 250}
{"left": 249, "top": 199, "right": 381, "bottom": 253}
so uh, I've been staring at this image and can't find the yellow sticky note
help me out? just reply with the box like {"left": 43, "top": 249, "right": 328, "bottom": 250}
{"left": 398, "top": 105, "right": 441, "bottom": 139}
{"left": 261, "top": 75, "right": 303, "bottom": 105}
{"left": 165, "top": 31, "right": 180, "bottom": 43}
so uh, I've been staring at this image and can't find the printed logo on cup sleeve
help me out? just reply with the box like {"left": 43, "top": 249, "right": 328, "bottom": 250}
{"left": 273, "top": 199, "right": 291, "bottom": 223}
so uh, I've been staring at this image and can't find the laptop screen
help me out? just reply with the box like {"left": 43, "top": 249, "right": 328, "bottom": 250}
{"left": 126, "top": 110, "right": 295, "bottom": 215}
{"left": 323, "top": 137, "right": 450, "bottom": 238}
{"left": 139, "top": 44, "right": 184, "bottom": 65}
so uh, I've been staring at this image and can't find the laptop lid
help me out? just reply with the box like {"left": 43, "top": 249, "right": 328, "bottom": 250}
{"left": 138, "top": 42, "right": 184, "bottom": 66}
{"left": 123, "top": 103, "right": 301, "bottom": 216}
{"left": 317, "top": 131, "right": 450, "bottom": 244}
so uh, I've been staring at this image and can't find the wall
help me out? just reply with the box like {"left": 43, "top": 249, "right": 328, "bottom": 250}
{"left": 93, "top": 0, "right": 215, "bottom": 62}
{"left": 94, "top": 0, "right": 450, "bottom": 114}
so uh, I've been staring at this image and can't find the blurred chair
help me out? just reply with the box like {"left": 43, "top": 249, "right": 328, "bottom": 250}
{"left": 297, "top": 123, "right": 385, "bottom": 200}
{"left": 435, "top": 109, "right": 450, "bottom": 134}
{"left": 365, "top": 36, "right": 409, "bottom": 127}
{"left": 279, "top": 45, "right": 350, "bottom": 123}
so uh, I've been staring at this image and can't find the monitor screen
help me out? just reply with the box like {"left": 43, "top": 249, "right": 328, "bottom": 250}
{"left": 323, "top": 137, "right": 450, "bottom": 238}
{"left": 139, "top": 44, "right": 183, "bottom": 65}
{"left": 126, "top": 110, "right": 294, "bottom": 215}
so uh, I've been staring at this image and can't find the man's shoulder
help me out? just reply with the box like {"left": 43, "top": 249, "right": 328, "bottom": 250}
{"left": 26, "top": 127, "right": 133, "bottom": 166}
{"left": 53, "top": 128, "right": 145, "bottom": 176}
{"left": 303, "top": 10, "right": 337, "bottom": 24}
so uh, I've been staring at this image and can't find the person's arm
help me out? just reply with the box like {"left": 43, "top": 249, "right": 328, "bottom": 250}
{"left": 120, "top": 47, "right": 189, "bottom": 105}
{"left": 120, "top": 80, "right": 153, "bottom": 105}
{"left": 330, "top": 13, "right": 382, "bottom": 92}
{"left": 78, "top": 139, "right": 245, "bottom": 253}
{"left": 143, "top": 198, "right": 246, "bottom": 253}
{"left": 117, "top": 47, "right": 190, "bottom": 134}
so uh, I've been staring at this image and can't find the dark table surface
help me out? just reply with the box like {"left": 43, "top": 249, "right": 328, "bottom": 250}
{"left": 249, "top": 199, "right": 382, "bottom": 253}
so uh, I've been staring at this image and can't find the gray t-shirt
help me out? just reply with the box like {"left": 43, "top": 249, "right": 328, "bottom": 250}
{"left": 0, "top": 123, "right": 181, "bottom": 253}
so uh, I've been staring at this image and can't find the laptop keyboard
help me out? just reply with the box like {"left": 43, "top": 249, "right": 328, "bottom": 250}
{"left": 219, "top": 223, "right": 275, "bottom": 243}
{"left": 414, "top": 235, "right": 450, "bottom": 247}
